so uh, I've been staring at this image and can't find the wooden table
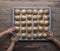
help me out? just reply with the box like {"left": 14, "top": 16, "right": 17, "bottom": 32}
{"left": 0, "top": 0, "right": 60, "bottom": 51}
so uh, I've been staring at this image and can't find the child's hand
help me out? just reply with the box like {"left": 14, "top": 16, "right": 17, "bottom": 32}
{"left": 11, "top": 34, "right": 20, "bottom": 43}
{"left": 47, "top": 32, "right": 55, "bottom": 41}
{"left": 5, "top": 27, "right": 16, "bottom": 34}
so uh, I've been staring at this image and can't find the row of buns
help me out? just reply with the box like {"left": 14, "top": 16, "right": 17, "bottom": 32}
{"left": 15, "top": 15, "right": 49, "bottom": 20}
{"left": 14, "top": 9, "right": 49, "bottom": 15}
{"left": 16, "top": 33, "right": 48, "bottom": 39}
{"left": 15, "top": 26, "right": 49, "bottom": 32}
{"left": 15, "top": 20, "right": 49, "bottom": 26}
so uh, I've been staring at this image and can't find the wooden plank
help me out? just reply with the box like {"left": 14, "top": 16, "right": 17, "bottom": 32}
{"left": 0, "top": 1, "right": 55, "bottom": 6}
{"left": 0, "top": 1, "right": 60, "bottom": 15}
{"left": 13, "top": 42, "right": 60, "bottom": 51}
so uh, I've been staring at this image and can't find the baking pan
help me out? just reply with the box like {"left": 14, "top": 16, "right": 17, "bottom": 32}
{"left": 12, "top": 7, "right": 52, "bottom": 41}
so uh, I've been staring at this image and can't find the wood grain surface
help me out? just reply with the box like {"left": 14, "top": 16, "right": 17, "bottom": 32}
{"left": 0, "top": 0, "right": 60, "bottom": 51}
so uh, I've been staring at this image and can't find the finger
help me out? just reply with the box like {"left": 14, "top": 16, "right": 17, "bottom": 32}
{"left": 9, "top": 27, "right": 16, "bottom": 31}
{"left": 46, "top": 32, "right": 49, "bottom": 34}
{"left": 10, "top": 27, "right": 16, "bottom": 32}
{"left": 11, "top": 33, "right": 20, "bottom": 39}
{"left": 46, "top": 32, "right": 51, "bottom": 35}
{"left": 15, "top": 35, "right": 20, "bottom": 41}
{"left": 11, "top": 34, "right": 16, "bottom": 39}
{"left": 16, "top": 34, "right": 20, "bottom": 38}
{"left": 12, "top": 27, "right": 16, "bottom": 31}
{"left": 50, "top": 32, "right": 53, "bottom": 34}
{"left": 48, "top": 37, "right": 50, "bottom": 40}
{"left": 46, "top": 32, "right": 50, "bottom": 37}
{"left": 9, "top": 32, "right": 14, "bottom": 34}
{"left": 13, "top": 34, "right": 20, "bottom": 39}
{"left": 11, "top": 36, "right": 14, "bottom": 40}
{"left": 49, "top": 33, "right": 51, "bottom": 37}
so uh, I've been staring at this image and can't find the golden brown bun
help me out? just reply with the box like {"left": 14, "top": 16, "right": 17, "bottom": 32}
{"left": 33, "top": 21, "right": 38, "bottom": 26}
{"left": 33, "top": 34, "right": 37, "bottom": 39}
{"left": 15, "top": 15, "right": 20, "bottom": 20}
{"left": 33, "top": 27, "right": 38, "bottom": 32}
{"left": 21, "top": 15, "right": 26, "bottom": 21}
{"left": 16, "top": 34, "right": 20, "bottom": 38}
{"left": 27, "top": 9, "right": 32, "bottom": 14}
{"left": 27, "top": 34, "right": 32, "bottom": 39}
{"left": 15, "top": 26, "right": 20, "bottom": 31}
{"left": 43, "top": 15, "right": 49, "bottom": 20}
{"left": 33, "top": 15, "right": 37, "bottom": 20}
{"left": 21, "top": 21, "right": 26, "bottom": 26}
{"left": 39, "top": 9, "right": 44, "bottom": 15}
{"left": 44, "top": 20, "right": 49, "bottom": 26}
{"left": 44, "top": 27, "right": 49, "bottom": 32}
{"left": 44, "top": 9, "right": 49, "bottom": 15}
{"left": 27, "top": 27, "right": 32, "bottom": 33}
{"left": 38, "top": 26, "right": 43, "bottom": 31}
{"left": 22, "top": 33, "right": 26, "bottom": 38}
{"left": 27, "top": 15, "right": 32, "bottom": 20}
{"left": 38, "top": 15, "right": 43, "bottom": 20}
{"left": 39, "top": 20, "right": 44, "bottom": 26}
{"left": 14, "top": 9, "right": 20, "bottom": 15}
{"left": 21, "top": 27, "right": 26, "bottom": 33}
{"left": 15, "top": 21, "right": 20, "bottom": 26}
{"left": 27, "top": 21, "right": 32, "bottom": 26}
{"left": 37, "top": 33, "right": 43, "bottom": 38}
{"left": 33, "top": 9, "right": 38, "bottom": 15}
{"left": 42, "top": 33, "right": 47, "bottom": 38}
{"left": 21, "top": 9, "right": 26, "bottom": 15}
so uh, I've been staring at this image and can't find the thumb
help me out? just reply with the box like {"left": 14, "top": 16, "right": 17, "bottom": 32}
{"left": 48, "top": 37, "right": 50, "bottom": 40}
